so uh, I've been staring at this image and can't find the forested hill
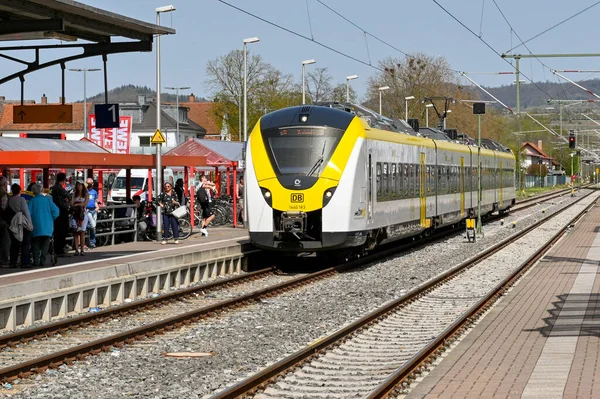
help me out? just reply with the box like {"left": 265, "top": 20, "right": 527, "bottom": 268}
{"left": 485, "top": 79, "right": 600, "bottom": 108}
{"left": 82, "top": 85, "right": 207, "bottom": 103}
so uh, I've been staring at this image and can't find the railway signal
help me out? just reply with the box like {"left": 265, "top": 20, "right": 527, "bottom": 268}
{"left": 569, "top": 132, "right": 576, "bottom": 149}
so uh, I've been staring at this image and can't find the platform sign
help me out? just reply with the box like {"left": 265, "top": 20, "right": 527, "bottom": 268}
{"left": 94, "top": 104, "right": 120, "bottom": 128}
{"left": 151, "top": 128, "right": 166, "bottom": 144}
{"left": 13, "top": 104, "right": 73, "bottom": 124}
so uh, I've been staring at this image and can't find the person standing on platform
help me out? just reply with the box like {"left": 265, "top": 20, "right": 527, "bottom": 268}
{"left": 7, "top": 184, "right": 33, "bottom": 268}
{"left": 51, "top": 173, "right": 71, "bottom": 256}
{"left": 86, "top": 177, "right": 99, "bottom": 249}
{"left": 28, "top": 184, "right": 59, "bottom": 267}
{"left": 174, "top": 178, "right": 186, "bottom": 206}
{"left": 0, "top": 176, "right": 9, "bottom": 266}
{"left": 158, "top": 182, "right": 180, "bottom": 245}
{"left": 236, "top": 177, "right": 244, "bottom": 226}
{"left": 71, "top": 182, "right": 89, "bottom": 256}
{"left": 132, "top": 195, "right": 147, "bottom": 238}
{"left": 196, "top": 174, "right": 215, "bottom": 236}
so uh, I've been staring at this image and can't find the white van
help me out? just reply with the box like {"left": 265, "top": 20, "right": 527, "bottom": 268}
{"left": 107, "top": 168, "right": 174, "bottom": 203}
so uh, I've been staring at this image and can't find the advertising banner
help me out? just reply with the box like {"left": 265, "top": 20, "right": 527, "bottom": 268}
{"left": 88, "top": 114, "right": 132, "bottom": 154}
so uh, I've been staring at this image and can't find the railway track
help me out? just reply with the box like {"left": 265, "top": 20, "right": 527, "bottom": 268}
{"left": 209, "top": 190, "right": 597, "bottom": 399}
{"left": 512, "top": 185, "right": 583, "bottom": 211}
{"left": 0, "top": 186, "right": 588, "bottom": 388}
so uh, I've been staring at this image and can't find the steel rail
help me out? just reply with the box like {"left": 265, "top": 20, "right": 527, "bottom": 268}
{"left": 511, "top": 185, "right": 589, "bottom": 213}
{"left": 366, "top": 194, "right": 596, "bottom": 398}
{"left": 0, "top": 216, "right": 477, "bottom": 384}
{"left": 1, "top": 188, "right": 591, "bottom": 384}
{"left": 209, "top": 191, "right": 593, "bottom": 399}
{"left": 0, "top": 265, "right": 274, "bottom": 351}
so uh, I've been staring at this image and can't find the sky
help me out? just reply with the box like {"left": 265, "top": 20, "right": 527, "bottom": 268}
{"left": 1, "top": 0, "right": 600, "bottom": 104}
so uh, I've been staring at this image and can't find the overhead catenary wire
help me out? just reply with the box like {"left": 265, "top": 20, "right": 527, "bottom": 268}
{"left": 505, "top": 0, "right": 600, "bottom": 53}
{"left": 491, "top": 0, "right": 556, "bottom": 91}
{"left": 478, "top": 0, "right": 485, "bottom": 38}
{"left": 305, "top": 0, "right": 315, "bottom": 41}
{"left": 216, "top": 0, "right": 448, "bottom": 99}
{"left": 216, "top": 0, "right": 385, "bottom": 73}
{"left": 432, "top": 0, "right": 554, "bottom": 100}
{"left": 315, "top": 0, "right": 409, "bottom": 57}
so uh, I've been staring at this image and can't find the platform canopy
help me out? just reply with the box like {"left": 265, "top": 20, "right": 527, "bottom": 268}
{"left": 0, "top": 0, "right": 174, "bottom": 43}
{"left": 165, "top": 139, "right": 244, "bottom": 167}
{"left": 0, "top": 137, "right": 206, "bottom": 169}
{"left": 0, "top": 0, "right": 175, "bottom": 88}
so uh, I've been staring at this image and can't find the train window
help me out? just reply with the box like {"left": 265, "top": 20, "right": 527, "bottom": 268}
{"left": 383, "top": 162, "right": 389, "bottom": 198}
{"left": 454, "top": 166, "right": 459, "bottom": 193}
{"left": 410, "top": 164, "right": 415, "bottom": 197}
{"left": 398, "top": 164, "right": 403, "bottom": 198}
{"left": 402, "top": 164, "right": 410, "bottom": 198}
{"left": 431, "top": 166, "right": 436, "bottom": 195}
{"left": 447, "top": 166, "right": 452, "bottom": 194}
{"left": 438, "top": 166, "right": 443, "bottom": 195}
{"left": 426, "top": 166, "right": 430, "bottom": 193}
{"left": 391, "top": 163, "right": 397, "bottom": 197}
{"left": 376, "top": 162, "right": 382, "bottom": 198}
{"left": 416, "top": 164, "right": 420, "bottom": 197}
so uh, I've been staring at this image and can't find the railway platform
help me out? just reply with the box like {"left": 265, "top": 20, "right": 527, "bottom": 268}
{"left": 407, "top": 203, "right": 600, "bottom": 398}
{"left": 0, "top": 228, "right": 251, "bottom": 332}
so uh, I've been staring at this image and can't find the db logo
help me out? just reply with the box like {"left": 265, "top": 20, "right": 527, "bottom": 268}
{"left": 291, "top": 193, "right": 304, "bottom": 203}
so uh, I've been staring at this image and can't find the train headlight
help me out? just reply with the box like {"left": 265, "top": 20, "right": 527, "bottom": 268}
{"left": 260, "top": 187, "right": 272, "bottom": 206}
{"left": 322, "top": 187, "right": 337, "bottom": 207}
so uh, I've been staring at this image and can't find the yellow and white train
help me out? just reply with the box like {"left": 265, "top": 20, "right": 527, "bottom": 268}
{"left": 245, "top": 104, "right": 516, "bottom": 253}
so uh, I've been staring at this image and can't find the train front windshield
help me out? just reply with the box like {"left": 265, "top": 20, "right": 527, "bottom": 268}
{"left": 262, "top": 126, "right": 344, "bottom": 176}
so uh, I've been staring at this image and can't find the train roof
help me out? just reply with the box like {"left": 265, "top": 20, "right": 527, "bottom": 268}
{"left": 262, "top": 104, "right": 513, "bottom": 156}
{"left": 314, "top": 101, "right": 416, "bottom": 135}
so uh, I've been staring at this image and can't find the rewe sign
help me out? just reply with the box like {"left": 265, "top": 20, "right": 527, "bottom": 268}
{"left": 88, "top": 114, "right": 132, "bottom": 154}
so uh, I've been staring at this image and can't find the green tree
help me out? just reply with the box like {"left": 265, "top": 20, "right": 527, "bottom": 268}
{"left": 305, "top": 67, "right": 334, "bottom": 103}
{"left": 330, "top": 83, "right": 357, "bottom": 103}
{"left": 206, "top": 49, "right": 275, "bottom": 140}
{"left": 526, "top": 163, "right": 548, "bottom": 177}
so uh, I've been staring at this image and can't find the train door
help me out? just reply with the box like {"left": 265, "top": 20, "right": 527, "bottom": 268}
{"left": 460, "top": 157, "right": 465, "bottom": 217}
{"left": 367, "top": 151, "right": 373, "bottom": 221}
{"left": 499, "top": 160, "right": 503, "bottom": 207}
{"left": 493, "top": 153, "right": 498, "bottom": 206}
{"left": 420, "top": 152, "right": 426, "bottom": 227}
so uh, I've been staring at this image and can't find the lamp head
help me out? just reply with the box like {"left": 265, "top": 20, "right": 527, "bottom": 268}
{"left": 405, "top": 96, "right": 415, "bottom": 100}
{"left": 425, "top": 104, "right": 434, "bottom": 108}
{"left": 346, "top": 75, "right": 358, "bottom": 81}
{"left": 378, "top": 86, "right": 390, "bottom": 91}
{"left": 156, "top": 5, "right": 175, "bottom": 13}
{"left": 302, "top": 59, "right": 316, "bottom": 65}
{"left": 243, "top": 37, "right": 260, "bottom": 44}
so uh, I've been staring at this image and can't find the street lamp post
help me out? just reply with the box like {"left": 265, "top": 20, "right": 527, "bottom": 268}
{"left": 404, "top": 96, "right": 415, "bottom": 121}
{"left": 165, "top": 86, "right": 191, "bottom": 142}
{"left": 378, "top": 86, "right": 390, "bottom": 115}
{"left": 155, "top": 4, "right": 175, "bottom": 241}
{"left": 302, "top": 59, "right": 316, "bottom": 105}
{"left": 346, "top": 75, "right": 358, "bottom": 102}
{"left": 69, "top": 68, "right": 101, "bottom": 139}
{"left": 243, "top": 37, "right": 259, "bottom": 143}
{"left": 425, "top": 103, "right": 434, "bottom": 127}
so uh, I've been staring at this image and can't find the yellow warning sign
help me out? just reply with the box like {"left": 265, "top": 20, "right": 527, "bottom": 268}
{"left": 151, "top": 129, "right": 166, "bottom": 144}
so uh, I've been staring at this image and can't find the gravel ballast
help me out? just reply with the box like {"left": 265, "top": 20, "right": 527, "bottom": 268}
{"left": 1, "top": 191, "right": 593, "bottom": 399}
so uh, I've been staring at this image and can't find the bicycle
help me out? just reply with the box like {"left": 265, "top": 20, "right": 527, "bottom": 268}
{"left": 144, "top": 201, "right": 191, "bottom": 241}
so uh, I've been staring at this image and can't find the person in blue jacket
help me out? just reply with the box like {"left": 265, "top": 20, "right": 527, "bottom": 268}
{"left": 28, "top": 183, "right": 59, "bottom": 267}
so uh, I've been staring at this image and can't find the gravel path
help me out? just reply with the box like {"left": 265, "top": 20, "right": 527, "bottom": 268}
{"left": 1, "top": 191, "right": 592, "bottom": 399}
